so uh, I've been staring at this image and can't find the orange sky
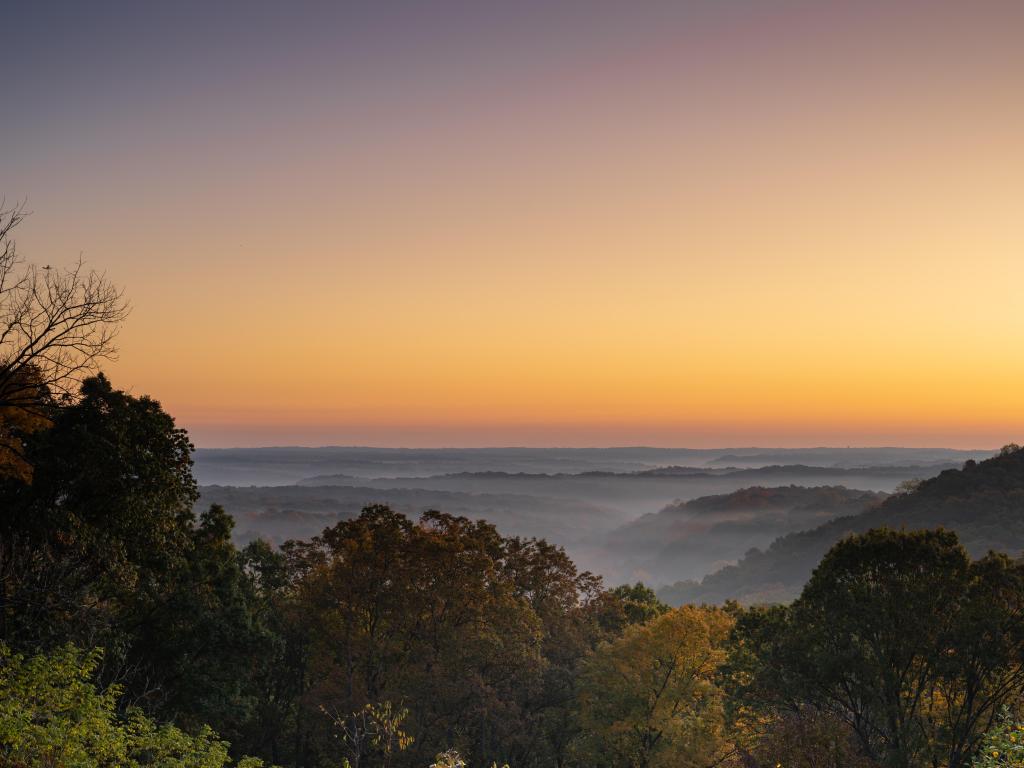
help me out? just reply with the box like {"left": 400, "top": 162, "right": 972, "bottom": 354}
{"left": 5, "top": 1, "right": 1023, "bottom": 447}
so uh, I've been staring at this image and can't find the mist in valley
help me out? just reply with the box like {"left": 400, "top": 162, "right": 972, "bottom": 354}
{"left": 195, "top": 445, "right": 992, "bottom": 587}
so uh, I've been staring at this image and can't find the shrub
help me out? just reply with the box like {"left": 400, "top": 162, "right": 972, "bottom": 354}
{"left": 0, "top": 642, "right": 267, "bottom": 767}
{"left": 972, "top": 712, "right": 1024, "bottom": 768}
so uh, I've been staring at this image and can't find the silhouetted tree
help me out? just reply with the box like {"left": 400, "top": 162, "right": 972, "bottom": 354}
{"left": 0, "top": 202, "right": 128, "bottom": 458}
{"left": 125, "top": 504, "right": 273, "bottom": 749}
{"left": 0, "top": 375, "right": 197, "bottom": 661}
{"left": 729, "top": 528, "right": 1024, "bottom": 768}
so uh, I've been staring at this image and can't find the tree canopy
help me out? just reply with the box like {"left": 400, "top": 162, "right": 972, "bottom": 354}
{"left": 3, "top": 375, "right": 1024, "bottom": 768}
{"left": 727, "top": 528, "right": 1024, "bottom": 768}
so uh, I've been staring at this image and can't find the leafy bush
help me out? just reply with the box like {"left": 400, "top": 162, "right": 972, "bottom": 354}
{"left": 0, "top": 642, "right": 267, "bottom": 767}
{"left": 972, "top": 712, "right": 1024, "bottom": 768}
{"left": 429, "top": 750, "right": 508, "bottom": 768}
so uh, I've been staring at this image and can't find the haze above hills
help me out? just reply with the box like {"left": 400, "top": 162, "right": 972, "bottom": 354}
{"left": 193, "top": 446, "right": 985, "bottom": 486}
{"left": 658, "top": 444, "right": 1024, "bottom": 605}
{"left": 195, "top": 446, "right": 995, "bottom": 589}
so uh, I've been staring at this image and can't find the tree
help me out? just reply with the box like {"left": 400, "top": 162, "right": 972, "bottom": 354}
{"left": 280, "top": 506, "right": 613, "bottom": 768}
{"left": 610, "top": 583, "right": 670, "bottom": 627}
{"left": 793, "top": 529, "right": 968, "bottom": 767}
{"left": 287, "top": 507, "right": 545, "bottom": 766}
{"left": 0, "top": 201, "right": 128, "bottom": 481}
{"left": 736, "top": 708, "right": 880, "bottom": 768}
{"left": 0, "top": 202, "right": 129, "bottom": 413}
{"left": 572, "top": 606, "right": 733, "bottom": 768}
{"left": 0, "top": 372, "right": 291, "bottom": 763}
{"left": 0, "top": 364, "right": 50, "bottom": 481}
{"left": 925, "top": 551, "right": 1024, "bottom": 768}
{"left": 0, "top": 375, "right": 197, "bottom": 676}
{"left": 124, "top": 504, "right": 273, "bottom": 748}
{"left": 236, "top": 539, "right": 303, "bottom": 765}
{"left": 731, "top": 528, "right": 1024, "bottom": 768}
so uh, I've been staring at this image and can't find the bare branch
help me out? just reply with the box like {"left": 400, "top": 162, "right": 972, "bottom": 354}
{"left": 0, "top": 204, "right": 130, "bottom": 411}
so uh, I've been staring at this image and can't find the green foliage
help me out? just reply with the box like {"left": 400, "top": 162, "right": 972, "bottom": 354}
{"left": 285, "top": 505, "right": 614, "bottom": 768}
{"left": 128, "top": 503, "right": 273, "bottom": 741}
{"left": 0, "top": 376, "right": 272, "bottom": 755}
{"left": 0, "top": 644, "right": 128, "bottom": 766}
{"left": 610, "top": 582, "right": 669, "bottom": 626}
{"left": 728, "top": 528, "right": 1024, "bottom": 768}
{"left": 0, "top": 642, "right": 267, "bottom": 767}
{"left": 0, "top": 374, "right": 198, "bottom": 652}
{"left": 572, "top": 606, "right": 733, "bottom": 768}
{"left": 972, "top": 712, "right": 1024, "bottom": 768}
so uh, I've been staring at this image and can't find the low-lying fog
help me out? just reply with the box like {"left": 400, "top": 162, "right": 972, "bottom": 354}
{"left": 195, "top": 446, "right": 993, "bottom": 587}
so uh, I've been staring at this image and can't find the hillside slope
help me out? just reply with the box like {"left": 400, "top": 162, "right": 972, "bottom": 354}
{"left": 658, "top": 445, "right": 1023, "bottom": 605}
{"left": 602, "top": 485, "right": 886, "bottom": 584}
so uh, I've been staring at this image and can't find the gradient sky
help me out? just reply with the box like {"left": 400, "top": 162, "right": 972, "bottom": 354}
{"left": 4, "top": 1, "right": 1023, "bottom": 448}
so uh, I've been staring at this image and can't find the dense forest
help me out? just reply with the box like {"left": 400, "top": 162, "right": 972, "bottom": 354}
{"left": 4, "top": 374, "right": 1024, "bottom": 767}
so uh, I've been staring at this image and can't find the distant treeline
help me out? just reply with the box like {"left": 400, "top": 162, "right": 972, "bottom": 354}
{"left": 4, "top": 377, "right": 1024, "bottom": 768}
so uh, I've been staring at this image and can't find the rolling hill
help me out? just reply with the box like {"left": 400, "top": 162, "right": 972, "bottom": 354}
{"left": 603, "top": 485, "right": 886, "bottom": 584}
{"left": 657, "top": 445, "right": 1024, "bottom": 605}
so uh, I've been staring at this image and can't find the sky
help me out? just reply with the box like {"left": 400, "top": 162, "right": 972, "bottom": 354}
{"left": 4, "top": 0, "right": 1023, "bottom": 448}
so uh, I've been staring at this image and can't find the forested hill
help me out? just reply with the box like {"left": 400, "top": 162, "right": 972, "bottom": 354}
{"left": 598, "top": 485, "right": 886, "bottom": 585}
{"left": 658, "top": 444, "right": 1024, "bottom": 605}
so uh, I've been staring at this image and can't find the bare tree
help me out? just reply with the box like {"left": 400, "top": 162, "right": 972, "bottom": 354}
{"left": 0, "top": 201, "right": 129, "bottom": 411}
